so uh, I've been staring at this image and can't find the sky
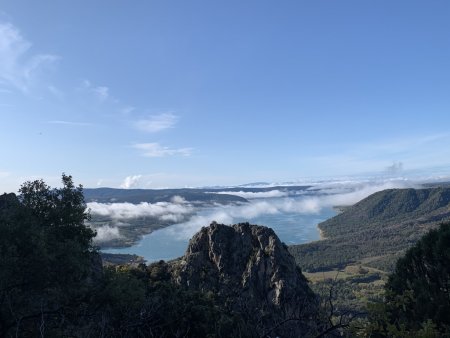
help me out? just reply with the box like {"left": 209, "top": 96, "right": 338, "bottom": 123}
{"left": 1, "top": 1, "right": 450, "bottom": 193}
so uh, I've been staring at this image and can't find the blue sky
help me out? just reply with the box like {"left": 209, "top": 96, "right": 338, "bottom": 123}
{"left": 1, "top": 1, "right": 450, "bottom": 192}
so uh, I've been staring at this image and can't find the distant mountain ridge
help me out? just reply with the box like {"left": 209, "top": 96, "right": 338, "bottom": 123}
{"left": 84, "top": 185, "right": 312, "bottom": 204}
{"left": 84, "top": 187, "right": 248, "bottom": 204}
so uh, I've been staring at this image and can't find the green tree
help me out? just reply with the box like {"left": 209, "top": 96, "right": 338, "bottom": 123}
{"left": 363, "top": 222, "right": 450, "bottom": 336}
{"left": 0, "top": 174, "right": 98, "bottom": 337}
{"left": 385, "top": 222, "right": 450, "bottom": 331}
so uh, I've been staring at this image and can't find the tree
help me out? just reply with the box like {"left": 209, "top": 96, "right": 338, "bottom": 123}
{"left": 385, "top": 222, "right": 450, "bottom": 331}
{"left": 364, "top": 222, "right": 450, "bottom": 336}
{"left": 0, "top": 174, "right": 98, "bottom": 337}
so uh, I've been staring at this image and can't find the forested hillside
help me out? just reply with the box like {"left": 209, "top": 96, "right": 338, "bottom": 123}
{"left": 290, "top": 187, "right": 450, "bottom": 273}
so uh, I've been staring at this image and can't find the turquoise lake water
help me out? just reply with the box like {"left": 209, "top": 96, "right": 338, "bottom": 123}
{"left": 104, "top": 198, "right": 336, "bottom": 262}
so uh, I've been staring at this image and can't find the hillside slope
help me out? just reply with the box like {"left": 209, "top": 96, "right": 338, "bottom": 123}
{"left": 289, "top": 187, "right": 450, "bottom": 273}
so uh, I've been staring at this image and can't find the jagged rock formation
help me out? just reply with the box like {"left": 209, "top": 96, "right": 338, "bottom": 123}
{"left": 168, "top": 222, "right": 318, "bottom": 337}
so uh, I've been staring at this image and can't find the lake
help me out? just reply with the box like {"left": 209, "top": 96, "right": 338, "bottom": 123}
{"left": 103, "top": 197, "right": 337, "bottom": 262}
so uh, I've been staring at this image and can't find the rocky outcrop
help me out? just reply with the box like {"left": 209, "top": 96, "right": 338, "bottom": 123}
{"left": 169, "top": 222, "right": 318, "bottom": 337}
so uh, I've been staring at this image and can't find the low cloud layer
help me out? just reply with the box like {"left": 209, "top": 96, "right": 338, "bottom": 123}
{"left": 90, "top": 179, "right": 416, "bottom": 244}
{"left": 88, "top": 197, "right": 193, "bottom": 223}
{"left": 165, "top": 180, "right": 414, "bottom": 241}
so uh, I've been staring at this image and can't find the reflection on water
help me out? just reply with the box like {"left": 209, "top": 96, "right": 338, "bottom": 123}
{"left": 103, "top": 203, "right": 336, "bottom": 262}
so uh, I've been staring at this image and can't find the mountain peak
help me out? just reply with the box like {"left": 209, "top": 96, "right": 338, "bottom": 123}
{"left": 170, "top": 222, "right": 318, "bottom": 336}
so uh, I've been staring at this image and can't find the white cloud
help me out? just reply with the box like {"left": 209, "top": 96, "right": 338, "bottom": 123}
{"left": 171, "top": 195, "right": 187, "bottom": 204}
{"left": 386, "top": 161, "right": 403, "bottom": 174}
{"left": 120, "top": 175, "right": 143, "bottom": 189}
{"left": 135, "top": 113, "right": 178, "bottom": 132}
{"left": 133, "top": 143, "right": 192, "bottom": 157}
{"left": 88, "top": 200, "right": 194, "bottom": 223}
{"left": 93, "top": 225, "right": 121, "bottom": 243}
{"left": 0, "top": 21, "right": 59, "bottom": 93}
{"left": 164, "top": 180, "right": 415, "bottom": 240}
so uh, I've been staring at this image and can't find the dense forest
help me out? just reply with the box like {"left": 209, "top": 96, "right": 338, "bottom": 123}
{"left": 1, "top": 176, "right": 449, "bottom": 337}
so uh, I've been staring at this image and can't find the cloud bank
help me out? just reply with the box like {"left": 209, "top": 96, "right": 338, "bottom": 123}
{"left": 90, "top": 179, "right": 416, "bottom": 244}
{"left": 88, "top": 197, "right": 193, "bottom": 223}
{"left": 166, "top": 180, "right": 413, "bottom": 240}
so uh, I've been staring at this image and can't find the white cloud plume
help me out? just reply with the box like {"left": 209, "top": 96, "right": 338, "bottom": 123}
{"left": 386, "top": 161, "right": 404, "bottom": 174}
{"left": 133, "top": 143, "right": 192, "bottom": 157}
{"left": 0, "top": 21, "right": 59, "bottom": 93}
{"left": 135, "top": 113, "right": 178, "bottom": 132}
{"left": 120, "top": 175, "right": 143, "bottom": 189}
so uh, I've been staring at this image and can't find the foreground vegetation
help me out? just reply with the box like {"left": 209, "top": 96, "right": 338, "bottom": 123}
{"left": 0, "top": 176, "right": 246, "bottom": 337}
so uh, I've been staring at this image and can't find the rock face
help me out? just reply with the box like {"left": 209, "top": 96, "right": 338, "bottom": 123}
{"left": 170, "top": 222, "right": 318, "bottom": 337}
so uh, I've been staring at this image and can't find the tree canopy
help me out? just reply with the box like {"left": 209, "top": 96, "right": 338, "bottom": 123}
{"left": 364, "top": 222, "right": 450, "bottom": 337}
{"left": 0, "top": 174, "right": 97, "bottom": 336}
{"left": 385, "top": 222, "right": 450, "bottom": 331}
